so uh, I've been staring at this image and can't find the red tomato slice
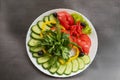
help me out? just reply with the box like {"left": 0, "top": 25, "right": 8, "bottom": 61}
{"left": 76, "top": 35, "right": 91, "bottom": 54}
{"left": 58, "top": 16, "right": 70, "bottom": 29}
{"left": 57, "top": 11, "right": 74, "bottom": 29}
{"left": 62, "top": 11, "right": 74, "bottom": 25}
{"left": 80, "top": 34, "right": 91, "bottom": 46}
{"left": 57, "top": 11, "right": 66, "bottom": 18}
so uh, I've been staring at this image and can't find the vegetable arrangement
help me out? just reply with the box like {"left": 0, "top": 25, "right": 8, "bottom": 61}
{"left": 28, "top": 11, "right": 92, "bottom": 75}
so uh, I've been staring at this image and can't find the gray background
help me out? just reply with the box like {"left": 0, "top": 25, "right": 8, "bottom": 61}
{"left": 0, "top": 0, "right": 120, "bottom": 80}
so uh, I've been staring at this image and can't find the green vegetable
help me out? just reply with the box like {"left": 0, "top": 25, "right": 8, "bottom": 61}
{"left": 36, "top": 20, "right": 71, "bottom": 65}
{"left": 71, "top": 13, "right": 92, "bottom": 34}
{"left": 82, "top": 26, "right": 92, "bottom": 34}
{"left": 71, "top": 13, "right": 85, "bottom": 23}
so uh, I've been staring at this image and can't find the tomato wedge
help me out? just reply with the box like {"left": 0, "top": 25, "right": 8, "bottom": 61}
{"left": 76, "top": 34, "right": 91, "bottom": 54}
{"left": 57, "top": 11, "right": 74, "bottom": 30}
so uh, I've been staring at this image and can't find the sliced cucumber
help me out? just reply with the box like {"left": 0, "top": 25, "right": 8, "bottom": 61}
{"left": 32, "top": 53, "right": 40, "bottom": 58}
{"left": 28, "top": 38, "right": 39, "bottom": 47}
{"left": 37, "top": 21, "right": 44, "bottom": 29}
{"left": 64, "top": 62, "right": 72, "bottom": 75}
{"left": 81, "top": 55, "right": 90, "bottom": 64}
{"left": 37, "top": 56, "right": 50, "bottom": 64}
{"left": 49, "top": 65, "right": 58, "bottom": 74}
{"left": 37, "top": 21, "right": 50, "bottom": 30}
{"left": 30, "top": 47, "right": 42, "bottom": 53}
{"left": 43, "top": 16, "right": 49, "bottom": 22}
{"left": 48, "top": 14, "right": 56, "bottom": 25}
{"left": 72, "top": 59, "right": 79, "bottom": 72}
{"left": 43, "top": 16, "right": 53, "bottom": 27}
{"left": 77, "top": 58, "right": 85, "bottom": 70}
{"left": 31, "top": 25, "right": 41, "bottom": 35}
{"left": 31, "top": 32, "right": 41, "bottom": 40}
{"left": 57, "top": 64, "right": 66, "bottom": 75}
{"left": 42, "top": 62, "right": 50, "bottom": 69}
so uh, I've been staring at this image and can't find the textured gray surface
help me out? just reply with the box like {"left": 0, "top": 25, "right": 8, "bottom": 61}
{"left": 0, "top": 0, "right": 120, "bottom": 80}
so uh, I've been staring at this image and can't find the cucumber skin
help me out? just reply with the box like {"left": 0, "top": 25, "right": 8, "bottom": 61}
{"left": 28, "top": 39, "right": 39, "bottom": 47}
{"left": 31, "top": 25, "right": 41, "bottom": 35}
{"left": 77, "top": 58, "right": 85, "bottom": 70}
{"left": 72, "top": 59, "right": 79, "bottom": 72}
{"left": 64, "top": 62, "right": 72, "bottom": 75}
{"left": 42, "top": 62, "right": 50, "bottom": 69}
{"left": 37, "top": 21, "right": 43, "bottom": 30}
{"left": 49, "top": 66, "right": 58, "bottom": 74}
{"left": 81, "top": 55, "right": 90, "bottom": 65}
{"left": 28, "top": 39, "right": 33, "bottom": 47}
{"left": 43, "top": 16, "right": 49, "bottom": 22}
{"left": 30, "top": 33, "right": 41, "bottom": 40}
{"left": 56, "top": 64, "right": 66, "bottom": 75}
{"left": 30, "top": 47, "right": 41, "bottom": 53}
{"left": 37, "top": 56, "right": 50, "bottom": 64}
{"left": 32, "top": 53, "right": 40, "bottom": 58}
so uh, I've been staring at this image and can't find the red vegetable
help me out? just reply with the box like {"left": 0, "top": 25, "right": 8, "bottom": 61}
{"left": 69, "top": 21, "right": 91, "bottom": 54}
{"left": 76, "top": 34, "right": 91, "bottom": 54}
{"left": 56, "top": 11, "right": 91, "bottom": 54}
{"left": 57, "top": 11, "right": 74, "bottom": 30}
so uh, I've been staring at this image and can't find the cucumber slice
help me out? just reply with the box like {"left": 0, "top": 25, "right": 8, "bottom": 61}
{"left": 72, "top": 59, "right": 79, "bottom": 72}
{"left": 49, "top": 65, "right": 58, "bottom": 74}
{"left": 31, "top": 25, "right": 41, "bottom": 35}
{"left": 37, "top": 21, "right": 44, "bottom": 29}
{"left": 42, "top": 62, "right": 50, "bottom": 69}
{"left": 28, "top": 38, "right": 39, "bottom": 47}
{"left": 37, "top": 21, "right": 50, "bottom": 30}
{"left": 64, "top": 62, "right": 72, "bottom": 75}
{"left": 57, "top": 64, "right": 66, "bottom": 75}
{"left": 77, "top": 58, "right": 85, "bottom": 70}
{"left": 48, "top": 14, "right": 56, "bottom": 25}
{"left": 31, "top": 32, "right": 41, "bottom": 40}
{"left": 32, "top": 53, "right": 40, "bottom": 58}
{"left": 43, "top": 16, "right": 49, "bottom": 22}
{"left": 81, "top": 55, "right": 90, "bottom": 64}
{"left": 37, "top": 56, "right": 50, "bottom": 64}
{"left": 44, "top": 16, "right": 53, "bottom": 27}
{"left": 30, "top": 47, "right": 42, "bottom": 53}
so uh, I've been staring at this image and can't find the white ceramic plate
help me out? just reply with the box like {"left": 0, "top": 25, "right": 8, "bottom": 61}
{"left": 26, "top": 8, "right": 98, "bottom": 78}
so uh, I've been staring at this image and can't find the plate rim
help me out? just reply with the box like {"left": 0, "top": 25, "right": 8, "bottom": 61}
{"left": 26, "top": 8, "right": 98, "bottom": 78}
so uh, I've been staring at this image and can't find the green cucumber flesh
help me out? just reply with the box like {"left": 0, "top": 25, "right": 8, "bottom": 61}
{"left": 31, "top": 25, "right": 41, "bottom": 35}
{"left": 49, "top": 14, "right": 56, "bottom": 25}
{"left": 31, "top": 32, "right": 41, "bottom": 40}
{"left": 57, "top": 64, "right": 66, "bottom": 75}
{"left": 49, "top": 66, "right": 58, "bottom": 74}
{"left": 77, "top": 58, "right": 85, "bottom": 70}
{"left": 81, "top": 55, "right": 90, "bottom": 64}
{"left": 37, "top": 21, "right": 50, "bottom": 30}
{"left": 64, "top": 62, "right": 72, "bottom": 75}
{"left": 72, "top": 59, "right": 79, "bottom": 72}
{"left": 37, "top": 21, "right": 44, "bottom": 29}
{"left": 42, "top": 62, "right": 50, "bottom": 69}
{"left": 44, "top": 16, "right": 53, "bottom": 27}
{"left": 28, "top": 38, "right": 39, "bottom": 47}
{"left": 37, "top": 56, "right": 50, "bottom": 64}
{"left": 43, "top": 16, "right": 49, "bottom": 22}
{"left": 30, "top": 47, "right": 42, "bottom": 53}
{"left": 32, "top": 53, "right": 40, "bottom": 58}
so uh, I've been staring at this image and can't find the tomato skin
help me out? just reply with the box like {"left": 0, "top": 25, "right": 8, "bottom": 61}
{"left": 71, "top": 34, "right": 91, "bottom": 54}
{"left": 80, "top": 34, "right": 91, "bottom": 46}
{"left": 57, "top": 11, "right": 74, "bottom": 30}
{"left": 58, "top": 16, "right": 70, "bottom": 29}
{"left": 63, "top": 12, "right": 74, "bottom": 25}
{"left": 77, "top": 35, "right": 91, "bottom": 54}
